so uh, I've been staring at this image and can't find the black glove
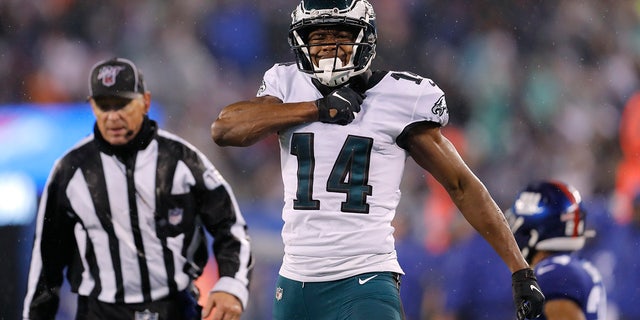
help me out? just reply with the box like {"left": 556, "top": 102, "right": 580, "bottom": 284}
{"left": 315, "top": 86, "right": 364, "bottom": 125}
{"left": 512, "top": 268, "right": 545, "bottom": 320}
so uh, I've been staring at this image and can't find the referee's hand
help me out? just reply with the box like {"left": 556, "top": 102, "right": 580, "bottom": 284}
{"left": 202, "top": 291, "right": 243, "bottom": 320}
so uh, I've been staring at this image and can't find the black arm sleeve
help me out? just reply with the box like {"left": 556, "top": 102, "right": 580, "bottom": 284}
{"left": 24, "top": 166, "right": 75, "bottom": 319}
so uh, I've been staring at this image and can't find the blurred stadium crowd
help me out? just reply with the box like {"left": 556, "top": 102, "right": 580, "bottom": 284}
{"left": 3, "top": 0, "right": 640, "bottom": 319}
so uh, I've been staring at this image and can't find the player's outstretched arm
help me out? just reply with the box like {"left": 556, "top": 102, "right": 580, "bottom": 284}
{"left": 211, "top": 95, "right": 318, "bottom": 147}
{"left": 404, "top": 122, "right": 544, "bottom": 319}
{"left": 403, "top": 121, "right": 528, "bottom": 272}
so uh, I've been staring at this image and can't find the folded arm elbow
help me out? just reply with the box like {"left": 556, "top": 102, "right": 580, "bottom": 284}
{"left": 210, "top": 120, "right": 230, "bottom": 146}
{"left": 211, "top": 119, "right": 258, "bottom": 147}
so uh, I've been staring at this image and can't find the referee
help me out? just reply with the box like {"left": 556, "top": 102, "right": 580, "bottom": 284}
{"left": 22, "top": 57, "right": 253, "bottom": 320}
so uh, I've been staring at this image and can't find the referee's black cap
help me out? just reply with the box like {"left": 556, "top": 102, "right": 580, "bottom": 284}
{"left": 89, "top": 57, "right": 145, "bottom": 99}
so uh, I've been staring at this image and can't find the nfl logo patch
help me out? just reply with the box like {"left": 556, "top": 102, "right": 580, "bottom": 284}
{"left": 97, "top": 65, "right": 125, "bottom": 87}
{"left": 134, "top": 309, "right": 159, "bottom": 320}
{"left": 275, "top": 287, "right": 283, "bottom": 301}
{"left": 168, "top": 208, "right": 183, "bottom": 225}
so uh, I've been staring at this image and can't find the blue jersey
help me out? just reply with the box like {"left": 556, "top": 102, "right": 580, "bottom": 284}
{"left": 443, "top": 234, "right": 513, "bottom": 320}
{"left": 610, "top": 224, "right": 640, "bottom": 319}
{"left": 535, "top": 254, "right": 606, "bottom": 320}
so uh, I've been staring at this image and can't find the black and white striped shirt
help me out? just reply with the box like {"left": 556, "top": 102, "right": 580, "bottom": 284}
{"left": 23, "top": 118, "right": 252, "bottom": 319}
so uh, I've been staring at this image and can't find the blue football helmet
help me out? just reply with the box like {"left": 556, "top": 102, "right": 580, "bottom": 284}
{"left": 506, "top": 180, "right": 587, "bottom": 262}
{"left": 288, "top": 0, "right": 377, "bottom": 87}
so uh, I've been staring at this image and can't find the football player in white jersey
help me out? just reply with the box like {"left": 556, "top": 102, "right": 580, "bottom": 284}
{"left": 211, "top": 0, "right": 544, "bottom": 319}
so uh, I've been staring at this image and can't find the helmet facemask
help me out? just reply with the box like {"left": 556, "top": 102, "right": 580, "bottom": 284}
{"left": 289, "top": 0, "right": 377, "bottom": 87}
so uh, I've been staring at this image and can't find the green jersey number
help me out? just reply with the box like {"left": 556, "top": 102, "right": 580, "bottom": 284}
{"left": 291, "top": 133, "right": 373, "bottom": 213}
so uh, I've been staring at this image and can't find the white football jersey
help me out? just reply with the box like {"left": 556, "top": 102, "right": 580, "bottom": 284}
{"left": 258, "top": 63, "right": 449, "bottom": 282}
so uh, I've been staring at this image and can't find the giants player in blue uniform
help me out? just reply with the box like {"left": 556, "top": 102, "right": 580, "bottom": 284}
{"left": 507, "top": 181, "right": 607, "bottom": 319}
{"left": 212, "top": 0, "right": 544, "bottom": 318}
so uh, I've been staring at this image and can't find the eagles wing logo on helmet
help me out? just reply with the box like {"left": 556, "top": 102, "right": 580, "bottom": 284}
{"left": 288, "top": 0, "right": 377, "bottom": 87}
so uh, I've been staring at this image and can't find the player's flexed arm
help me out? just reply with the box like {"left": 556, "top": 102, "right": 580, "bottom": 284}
{"left": 212, "top": 95, "right": 315, "bottom": 147}
{"left": 401, "top": 121, "right": 545, "bottom": 319}
{"left": 213, "top": 21, "right": 366, "bottom": 148}
{"left": 211, "top": 86, "right": 363, "bottom": 147}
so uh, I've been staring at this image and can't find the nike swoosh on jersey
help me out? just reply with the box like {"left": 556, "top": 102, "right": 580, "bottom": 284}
{"left": 358, "top": 274, "right": 378, "bottom": 285}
